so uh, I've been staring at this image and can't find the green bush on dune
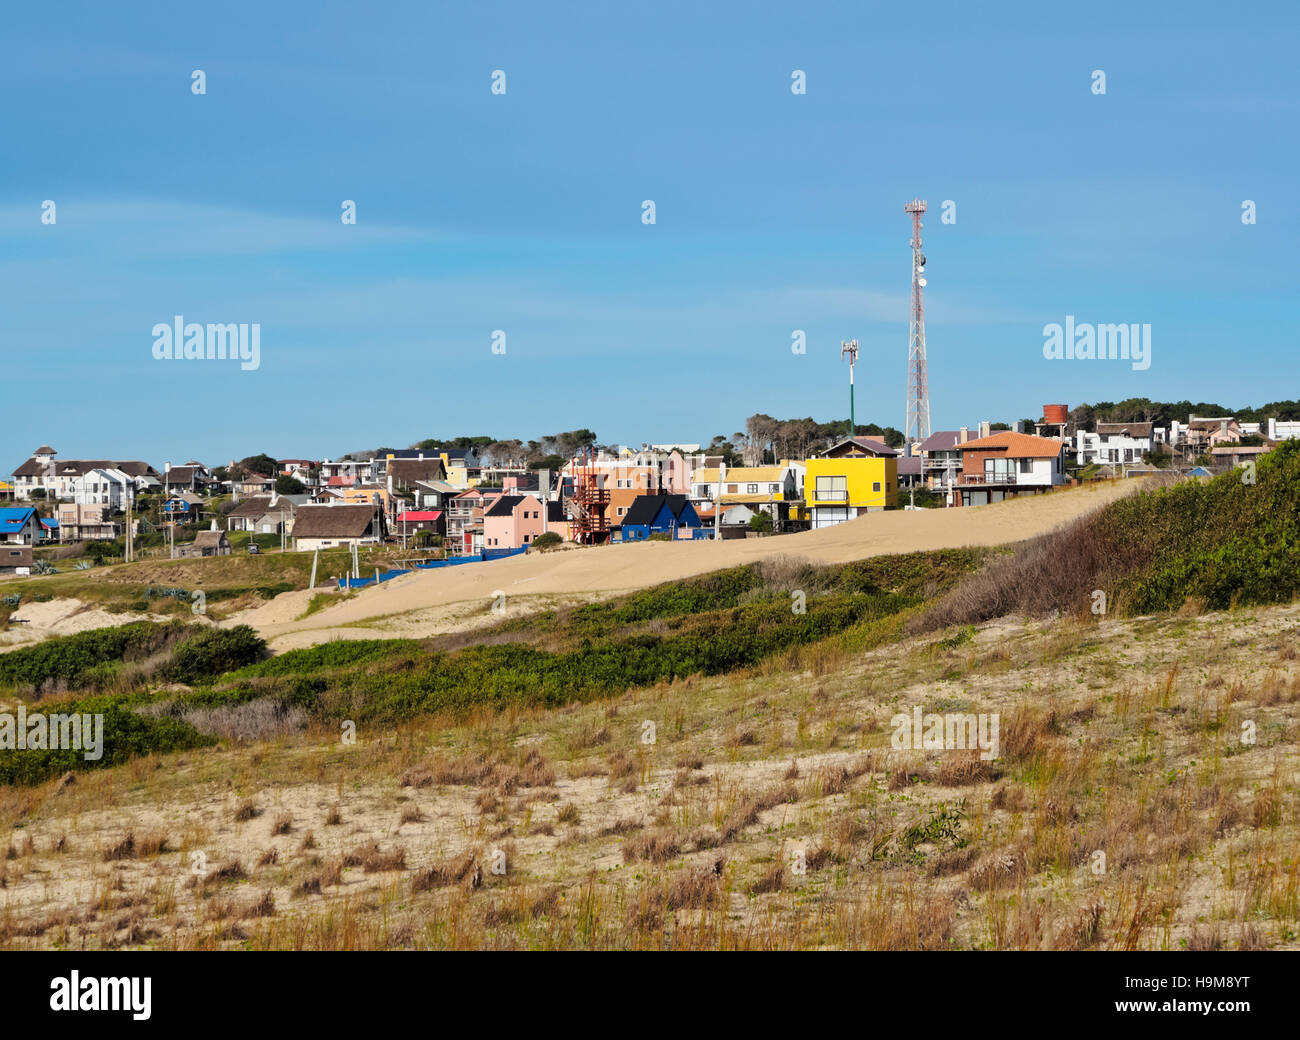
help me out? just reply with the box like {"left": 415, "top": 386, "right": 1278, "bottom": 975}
{"left": 0, "top": 622, "right": 267, "bottom": 694}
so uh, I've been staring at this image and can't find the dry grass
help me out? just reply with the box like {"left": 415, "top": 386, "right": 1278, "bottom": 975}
{"left": 2, "top": 596, "right": 1299, "bottom": 951}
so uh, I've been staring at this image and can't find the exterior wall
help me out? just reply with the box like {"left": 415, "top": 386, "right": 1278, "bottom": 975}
{"left": 54, "top": 504, "right": 117, "bottom": 541}
{"left": 0, "top": 545, "right": 33, "bottom": 574}
{"left": 689, "top": 466, "right": 803, "bottom": 524}
{"left": 1076, "top": 432, "right": 1152, "bottom": 465}
{"left": 295, "top": 536, "right": 366, "bottom": 551}
{"left": 340, "top": 486, "right": 396, "bottom": 515}
{"left": 803, "top": 457, "right": 898, "bottom": 520}
{"left": 72, "top": 470, "right": 131, "bottom": 509}
{"left": 0, "top": 511, "right": 42, "bottom": 545}
{"left": 960, "top": 451, "right": 1062, "bottom": 487}
{"left": 484, "top": 497, "right": 546, "bottom": 549}
{"left": 619, "top": 502, "right": 701, "bottom": 541}
{"left": 662, "top": 451, "right": 692, "bottom": 495}
{"left": 922, "top": 447, "right": 962, "bottom": 487}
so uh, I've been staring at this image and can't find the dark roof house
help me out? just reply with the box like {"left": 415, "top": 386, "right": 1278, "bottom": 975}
{"left": 291, "top": 503, "right": 385, "bottom": 544}
{"left": 817, "top": 437, "right": 899, "bottom": 459}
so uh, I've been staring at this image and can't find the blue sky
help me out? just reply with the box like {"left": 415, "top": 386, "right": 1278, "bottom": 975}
{"left": 2, "top": 0, "right": 1297, "bottom": 465}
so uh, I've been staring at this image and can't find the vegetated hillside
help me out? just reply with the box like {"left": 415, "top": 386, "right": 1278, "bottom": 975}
{"left": 0, "top": 550, "right": 983, "bottom": 786}
{"left": 190, "top": 549, "right": 986, "bottom": 725}
{"left": 913, "top": 440, "right": 1300, "bottom": 633}
{"left": 0, "top": 624, "right": 268, "bottom": 786}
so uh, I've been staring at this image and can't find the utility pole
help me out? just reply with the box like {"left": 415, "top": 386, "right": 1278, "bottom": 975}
{"left": 714, "top": 462, "right": 726, "bottom": 541}
{"left": 841, "top": 339, "right": 859, "bottom": 440}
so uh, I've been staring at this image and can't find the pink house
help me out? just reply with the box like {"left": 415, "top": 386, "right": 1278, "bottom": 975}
{"left": 483, "top": 493, "right": 547, "bottom": 549}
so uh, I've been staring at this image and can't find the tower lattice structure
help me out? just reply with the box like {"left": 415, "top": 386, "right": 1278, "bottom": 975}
{"left": 904, "top": 198, "right": 931, "bottom": 447}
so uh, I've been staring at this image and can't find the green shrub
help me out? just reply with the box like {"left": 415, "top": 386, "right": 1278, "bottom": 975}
{"left": 163, "top": 626, "right": 268, "bottom": 684}
{"left": 0, "top": 695, "right": 213, "bottom": 786}
{"left": 0, "top": 620, "right": 195, "bottom": 692}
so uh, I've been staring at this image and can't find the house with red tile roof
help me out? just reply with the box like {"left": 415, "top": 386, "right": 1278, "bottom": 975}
{"left": 948, "top": 432, "right": 1069, "bottom": 507}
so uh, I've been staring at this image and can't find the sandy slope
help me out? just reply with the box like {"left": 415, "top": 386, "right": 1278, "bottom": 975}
{"left": 0, "top": 599, "right": 175, "bottom": 652}
{"left": 251, "top": 481, "right": 1141, "bottom": 651}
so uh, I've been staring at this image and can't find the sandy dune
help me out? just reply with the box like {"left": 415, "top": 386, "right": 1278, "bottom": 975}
{"left": 0, "top": 599, "right": 175, "bottom": 652}
{"left": 253, "top": 481, "right": 1142, "bottom": 651}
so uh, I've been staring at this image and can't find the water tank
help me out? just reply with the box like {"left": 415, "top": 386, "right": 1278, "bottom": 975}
{"left": 1042, "top": 404, "right": 1069, "bottom": 424}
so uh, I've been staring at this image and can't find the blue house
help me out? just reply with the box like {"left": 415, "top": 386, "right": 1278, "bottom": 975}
{"left": 0, "top": 506, "right": 42, "bottom": 546}
{"left": 164, "top": 493, "right": 204, "bottom": 522}
{"left": 617, "top": 494, "right": 703, "bottom": 541}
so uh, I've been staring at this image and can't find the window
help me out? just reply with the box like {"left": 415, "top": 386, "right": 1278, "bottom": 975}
{"left": 769, "top": 483, "right": 780, "bottom": 493}
{"left": 814, "top": 475, "right": 847, "bottom": 501}
{"left": 1019, "top": 458, "right": 1032, "bottom": 473}
{"left": 984, "top": 457, "right": 1015, "bottom": 482}
{"left": 746, "top": 483, "right": 759, "bottom": 494}
{"left": 872, "top": 482, "right": 881, "bottom": 493}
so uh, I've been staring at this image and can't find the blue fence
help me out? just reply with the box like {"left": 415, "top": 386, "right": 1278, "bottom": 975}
{"left": 337, "top": 568, "right": 411, "bottom": 589}
{"left": 337, "top": 546, "right": 526, "bottom": 587}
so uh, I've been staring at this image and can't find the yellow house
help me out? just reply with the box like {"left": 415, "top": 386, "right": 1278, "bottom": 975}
{"left": 339, "top": 485, "right": 397, "bottom": 514}
{"left": 435, "top": 453, "right": 478, "bottom": 488}
{"left": 803, "top": 456, "right": 897, "bottom": 527}
{"left": 689, "top": 464, "right": 803, "bottom": 528}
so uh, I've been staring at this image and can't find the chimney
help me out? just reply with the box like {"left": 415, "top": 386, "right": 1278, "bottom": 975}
{"left": 538, "top": 468, "right": 551, "bottom": 500}
{"left": 979, "top": 421, "right": 991, "bottom": 439}
{"left": 959, "top": 426, "right": 969, "bottom": 444}
{"left": 164, "top": 461, "right": 171, "bottom": 473}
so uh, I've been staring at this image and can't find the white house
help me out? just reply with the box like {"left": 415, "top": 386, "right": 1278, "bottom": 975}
{"left": 1266, "top": 418, "right": 1300, "bottom": 442}
{"left": 1075, "top": 422, "right": 1155, "bottom": 466}
{"left": 71, "top": 467, "right": 134, "bottom": 509}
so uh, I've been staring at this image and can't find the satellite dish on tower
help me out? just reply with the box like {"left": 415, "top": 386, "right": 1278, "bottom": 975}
{"left": 918, "top": 277, "right": 927, "bottom": 287}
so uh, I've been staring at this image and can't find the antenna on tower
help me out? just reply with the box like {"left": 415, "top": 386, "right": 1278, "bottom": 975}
{"left": 841, "top": 338, "right": 859, "bottom": 439}
{"left": 904, "top": 198, "right": 932, "bottom": 451}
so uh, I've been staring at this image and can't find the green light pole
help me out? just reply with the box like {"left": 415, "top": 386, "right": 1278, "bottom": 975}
{"left": 841, "top": 339, "right": 859, "bottom": 439}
